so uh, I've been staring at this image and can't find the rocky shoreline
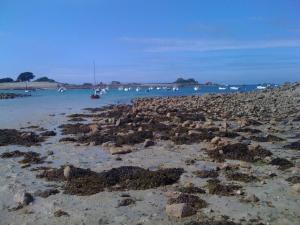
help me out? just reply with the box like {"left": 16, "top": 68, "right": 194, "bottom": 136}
{"left": 0, "top": 83, "right": 299, "bottom": 225}
{"left": 0, "top": 93, "right": 30, "bottom": 99}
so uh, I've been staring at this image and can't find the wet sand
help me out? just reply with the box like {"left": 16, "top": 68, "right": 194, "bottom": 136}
{"left": 0, "top": 83, "right": 300, "bottom": 225}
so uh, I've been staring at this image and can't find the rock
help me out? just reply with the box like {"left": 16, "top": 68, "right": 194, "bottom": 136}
{"left": 143, "top": 139, "right": 155, "bottom": 148}
{"left": 14, "top": 191, "right": 34, "bottom": 206}
{"left": 54, "top": 209, "right": 69, "bottom": 217}
{"left": 89, "top": 124, "right": 98, "bottom": 133}
{"left": 246, "top": 194, "right": 260, "bottom": 202}
{"left": 40, "top": 130, "right": 56, "bottom": 136}
{"left": 64, "top": 166, "right": 72, "bottom": 180}
{"left": 118, "top": 198, "right": 136, "bottom": 207}
{"left": 263, "top": 156, "right": 272, "bottom": 163}
{"left": 115, "top": 119, "right": 121, "bottom": 126}
{"left": 241, "top": 139, "right": 251, "bottom": 145}
{"left": 166, "top": 203, "right": 195, "bottom": 218}
{"left": 182, "top": 120, "right": 191, "bottom": 127}
{"left": 292, "top": 183, "right": 300, "bottom": 193}
{"left": 109, "top": 147, "right": 132, "bottom": 155}
{"left": 211, "top": 137, "right": 221, "bottom": 145}
{"left": 101, "top": 141, "right": 115, "bottom": 148}
{"left": 188, "top": 130, "right": 201, "bottom": 136}
{"left": 34, "top": 189, "right": 59, "bottom": 198}
{"left": 239, "top": 161, "right": 251, "bottom": 169}
{"left": 46, "top": 150, "right": 54, "bottom": 156}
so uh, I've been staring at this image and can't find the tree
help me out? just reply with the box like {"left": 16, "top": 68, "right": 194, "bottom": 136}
{"left": 111, "top": 81, "right": 121, "bottom": 85}
{"left": 0, "top": 77, "right": 14, "bottom": 83}
{"left": 34, "top": 76, "right": 56, "bottom": 82}
{"left": 17, "top": 72, "right": 35, "bottom": 82}
{"left": 174, "top": 77, "right": 198, "bottom": 84}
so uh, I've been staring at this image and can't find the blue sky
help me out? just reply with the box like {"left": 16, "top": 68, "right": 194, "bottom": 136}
{"left": 0, "top": 0, "right": 300, "bottom": 84}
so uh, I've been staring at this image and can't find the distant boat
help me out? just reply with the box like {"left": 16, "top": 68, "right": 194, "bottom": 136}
{"left": 230, "top": 86, "right": 239, "bottom": 90}
{"left": 24, "top": 81, "right": 30, "bottom": 93}
{"left": 194, "top": 86, "right": 200, "bottom": 91}
{"left": 172, "top": 87, "right": 179, "bottom": 91}
{"left": 256, "top": 85, "right": 266, "bottom": 90}
{"left": 124, "top": 88, "right": 129, "bottom": 92}
{"left": 58, "top": 87, "right": 66, "bottom": 93}
{"left": 90, "top": 61, "right": 100, "bottom": 99}
{"left": 218, "top": 87, "right": 226, "bottom": 90}
{"left": 136, "top": 87, "right": 141, "bottom": 92}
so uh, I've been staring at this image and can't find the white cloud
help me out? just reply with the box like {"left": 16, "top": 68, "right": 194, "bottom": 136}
{"left": 122, "top": 37, "right": 300, "bottom": 53}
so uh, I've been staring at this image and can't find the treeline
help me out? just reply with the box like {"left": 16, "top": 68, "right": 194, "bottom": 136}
{"left": 174, "top": 78, "right": 198, "bottom": 84}
{"left": 0, "top": 72, "right": 56, "bottom": 83}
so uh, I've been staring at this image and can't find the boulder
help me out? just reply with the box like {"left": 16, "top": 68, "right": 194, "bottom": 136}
{"left": 292, "top": 183, "right": 300, "bottom": 193}
{"left": 109, "top": 147, "right": 132, "bottom": 155}
{"left": 166, "top": 203, "right": 195, "bottom": 218}
{"left": 144, "top": 139, "right": 155, "bottom": 148}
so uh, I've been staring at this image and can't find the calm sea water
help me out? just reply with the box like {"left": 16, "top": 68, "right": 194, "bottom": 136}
{"left": 0, "top": 85, "right": 275, "bottom": 128}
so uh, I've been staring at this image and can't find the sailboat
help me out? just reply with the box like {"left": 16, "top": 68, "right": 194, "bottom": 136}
{"left": 90, "top": 61, "right": 100, "bottom": 99}
{"left": 24, "top": 81, "right": 30, "bottom": 93}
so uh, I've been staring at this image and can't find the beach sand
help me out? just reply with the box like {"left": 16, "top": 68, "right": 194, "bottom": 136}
{"left": 0, "top": 83, "right": 299, "bottom": 225}
{"left": 0, "top": 82, "right": 59, "bottom": 90}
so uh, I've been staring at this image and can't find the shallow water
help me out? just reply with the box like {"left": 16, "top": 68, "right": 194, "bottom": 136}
{"left": 0, "top": 85, "right": 271, "bottom": 128}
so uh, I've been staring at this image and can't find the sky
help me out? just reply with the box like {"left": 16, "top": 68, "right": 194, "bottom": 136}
{"left": 0, "top": 0, "right": 300, "bottom": 84}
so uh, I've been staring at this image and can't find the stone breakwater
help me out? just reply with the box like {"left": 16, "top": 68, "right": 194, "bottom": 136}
{"left": 0, "top": 83, "right": 300, "bottom": 225}
{"left": 0, "top": 93, "right": 30, "bottom": 99}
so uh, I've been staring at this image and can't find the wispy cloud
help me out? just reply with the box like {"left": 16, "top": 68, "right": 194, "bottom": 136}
{"left": 122, "top": 37, "right": 300, "bottom": 53}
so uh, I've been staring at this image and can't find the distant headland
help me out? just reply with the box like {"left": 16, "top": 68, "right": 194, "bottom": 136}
{"left": 0, "top": 72, "right": 267, "bottom": 90}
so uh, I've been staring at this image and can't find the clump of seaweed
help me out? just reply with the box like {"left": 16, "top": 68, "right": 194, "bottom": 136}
{"left": 168, "top": 193, "right": 208, "bottom": 210}
{"left": 270, "top": 158, "right": 294, "bottom": 170}
{"left": 1, "top": 150, "right": 45, "bottom": 165}
{"left": 58, "top": 123, "right": 91, "bottom": 135}
{"left": 193, "top": 170, "right": 219, "bottom": 178}
{"left": 225, "top": 172, "right": 258, "bottom": 183}
{"left": 177, "top": 186, "right": 206, "bottom": 194}
{"left": 0, "top": 129, "right": 44, "bottom": 146}
{"left": 206, "top": 179, "right": 241, "bottom": 196}
{"left": 37, "top": 166, "right": 184, "bottom": 195}
{"left": 207, "top": 143, "right": 272, "bottom": 162}
{"left": 284, "top": 141, "right": 300, "bottom": 150}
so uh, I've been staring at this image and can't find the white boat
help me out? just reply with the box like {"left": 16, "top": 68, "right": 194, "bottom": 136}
{"left": 230, "top": 86, "right": 239, "bottom": 90}
{"left": 156, "top": 87, "right": 161, "bottom": 90}
{"left": 218, "top": 87, "right": 226, "bottom": 90}
{"left": 136, "top": 87, "right": 141, "bottom": 92}
{"left": 118, "top": 87, "right": 124, "bottom": 91}
{"left": 172, "top": 87, "right": 179, "bottom": 91}
{"left": 58, "top": 87, "right": 66, "bottom": 93}
{"left": 256, "top": 86, "right": 266, "bottom": 90}
{"left": 194, "top": 86, "right": 200, "bottom": 91}
{"left": 124, "top": 88, "right": 129, "bottom": 92}
{"left": 99, "top": 88, "right": 107, "bottom": 95}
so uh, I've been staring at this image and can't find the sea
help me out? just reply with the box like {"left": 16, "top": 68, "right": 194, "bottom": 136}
{"left": 0, "top": 85, "right": 276, "bottom": 128}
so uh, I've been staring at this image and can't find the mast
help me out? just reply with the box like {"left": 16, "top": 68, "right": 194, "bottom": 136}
{"left": 93, "top": 60, "right": 96, "bottom": 86}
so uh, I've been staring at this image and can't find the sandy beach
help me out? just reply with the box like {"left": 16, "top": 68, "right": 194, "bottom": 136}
{"left": 0, "top": 84, "right": 300, "bottom": 225}
{"left": 0, "top": 82, "right": 59, "bottom": 90}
